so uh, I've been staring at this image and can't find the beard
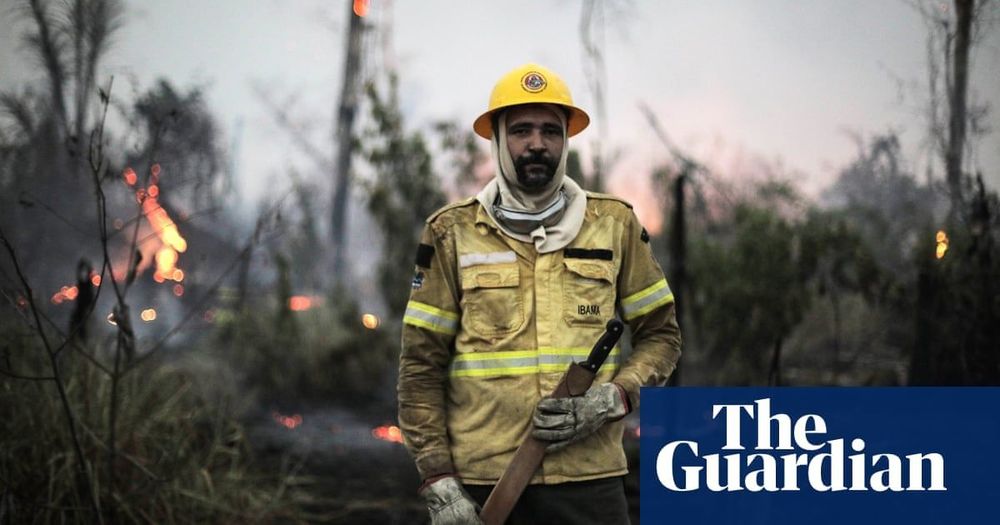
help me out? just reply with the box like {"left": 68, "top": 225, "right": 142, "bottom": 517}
{"left": 513, "top": 152, "right": 559, "bottom": 190}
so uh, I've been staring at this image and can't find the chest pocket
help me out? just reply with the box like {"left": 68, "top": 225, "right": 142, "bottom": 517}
{"left": 460, "top": 262, "right": 524, "bottom": 337}
{"left": 562, "top": 258, "right": 616, "bottom": 327}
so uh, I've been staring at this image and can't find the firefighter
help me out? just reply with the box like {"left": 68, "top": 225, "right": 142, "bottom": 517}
{"left": 398, "top": 63, "right": 681, "bottom": 524}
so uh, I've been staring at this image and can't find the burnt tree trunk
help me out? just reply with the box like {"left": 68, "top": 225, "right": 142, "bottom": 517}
{"left": 946, "top": 0, "right": 973, "bottom": 207}
{"left": 330, "top": 1, "right": 366, "bottom": 284}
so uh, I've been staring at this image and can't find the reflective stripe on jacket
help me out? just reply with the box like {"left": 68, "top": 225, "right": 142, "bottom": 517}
{"left": 398, "top": 191, "right": 682, "bottom": 484}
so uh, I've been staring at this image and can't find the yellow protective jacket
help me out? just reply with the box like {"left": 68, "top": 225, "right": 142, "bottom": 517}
{"left": 398, "top": 191, "right": 681, "bottom": 485}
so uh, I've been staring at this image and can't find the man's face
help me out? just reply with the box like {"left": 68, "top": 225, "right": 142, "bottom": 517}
{"left": 504, "top": 105, "right": 565, "bottom": 190}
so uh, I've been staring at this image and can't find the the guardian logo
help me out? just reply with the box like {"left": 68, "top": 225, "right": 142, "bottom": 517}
{"left": 656, "top": 398, "right": 947, "bottom": 493}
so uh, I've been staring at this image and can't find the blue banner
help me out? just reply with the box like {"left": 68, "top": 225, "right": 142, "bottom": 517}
{"left": 639, "top": 388, "right": 1000, "bottom": 524}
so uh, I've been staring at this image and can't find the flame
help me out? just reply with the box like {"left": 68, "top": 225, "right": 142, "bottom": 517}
{"left": 112, "top": 166, "right": 188, "bottom": 285}
{"left": 140, "top": 308, "right": 157, "bottom": 322}
{"left": 272, "top": 411, "right": 303, "bottom": 430}
{"left": 140, "top": 174, "right": 187, "bottom": 285}
{"left": 371, "top": 425, "right": 403, "bottom": 444}
{"left": 362, "top": 313, "right": 380, "bottom": 329}
{"left": 935, "top": 230, "right": 949, "bottom": 259}
{"left": 353, "top": 0, "right": 369, "bottom": 17}
{"left": 155, "top": 247, "right": 178, "bottom": 282}
{"left": 142, "top": 198, "right": 187, "bottom": 253}
{"left": 153, "top": 247, "right": 185, "bottom": 283}
{"left": 289, "top": 296, "right": 315, "bottom": 311}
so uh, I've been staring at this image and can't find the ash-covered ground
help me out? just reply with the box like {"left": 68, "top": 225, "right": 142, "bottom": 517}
{"left": 247, "top": 405, "right": 425, "bottom": 523}
{"left": 247, "top": 406, "right": 641, "bottom": 524}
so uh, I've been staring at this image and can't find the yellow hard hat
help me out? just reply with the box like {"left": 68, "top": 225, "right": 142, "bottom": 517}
{"left": 473, "top": 63, "right": 590, "bottom": 140}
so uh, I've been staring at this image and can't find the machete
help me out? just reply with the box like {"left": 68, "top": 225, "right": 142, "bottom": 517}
{"left": 479, "top": 318, "right": 625, "bottom": 525}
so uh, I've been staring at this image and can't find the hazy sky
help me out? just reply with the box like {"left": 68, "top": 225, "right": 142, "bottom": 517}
{"left": 2, "top": 0, "right": 998, "bottom": 230}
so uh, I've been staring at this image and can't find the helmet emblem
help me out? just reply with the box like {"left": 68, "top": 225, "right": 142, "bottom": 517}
{"left": 521, "top": 72, "right": 547, "bottom": 93}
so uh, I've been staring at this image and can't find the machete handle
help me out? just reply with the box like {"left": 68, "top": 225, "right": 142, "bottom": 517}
{"left": 579, "top": 318, "right": 624, "bottom": 373}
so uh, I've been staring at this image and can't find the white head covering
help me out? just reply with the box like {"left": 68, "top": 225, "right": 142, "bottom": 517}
{"left": 476, "top": 105, "right": 587, "bottom": 253}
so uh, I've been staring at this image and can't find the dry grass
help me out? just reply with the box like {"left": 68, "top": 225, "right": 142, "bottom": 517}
{"left": 0, "top": 320, "right": 317, "bottom": 524}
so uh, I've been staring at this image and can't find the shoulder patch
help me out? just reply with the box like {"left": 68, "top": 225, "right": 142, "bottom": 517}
{"left": 415, "top": 243, "right": 435, "bottom": 268}
{"left": 584, "top": 191, "right": 634, "bottom": 209}
{"left": 427, "top": 196, "right": 478, "bottom": 224}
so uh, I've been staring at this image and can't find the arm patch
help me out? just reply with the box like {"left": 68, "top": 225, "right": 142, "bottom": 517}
{"left": 415, "top": 244, "right": 435, "bottom": 268}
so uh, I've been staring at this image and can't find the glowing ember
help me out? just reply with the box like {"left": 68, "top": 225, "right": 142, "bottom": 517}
{"left": 148, "top": 185, "right": 160, "bottom": 198}
{"left": 140, "top": 308, "right": 157, "bottom": 322}
{"left": 173, "top": 284, "right": 184, "bottom": 297}
{"left": 272, "top": 411, "right": 303, "bottom": 430}
{"left": 353, "top": 0, "right": 369, "bottom": 17}
{"left": 123, "top": 167, "right": 137, "bottom": 186}
{"left": 90, "top": 273, "right": 102, "bottom": 286}
{"left": 51, "top": 285, "right": 79, "bottom": 305}
{"left": 935, "top": 230, "right": 949, "bottom": 260}
{"left": 289, "top": 296, "right": 314, "bottom": 312}
{"left": 371, "top": 425, "right": 404, "bottom": 444}
{"left": 362, "top": 313, "right": 380, "bottom": 330}
{"left": 151, "top": 163, "right": 161, "bottom": 178}
{"left": 172, "top": 269, "right": 184, "bottom": 282}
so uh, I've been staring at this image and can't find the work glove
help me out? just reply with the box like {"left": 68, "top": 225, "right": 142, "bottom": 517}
{"left": 419, "top": 476, "right": 484, "bottom": 525}
{"left": 532, "top": 382, "right": 629, "bottom": 452}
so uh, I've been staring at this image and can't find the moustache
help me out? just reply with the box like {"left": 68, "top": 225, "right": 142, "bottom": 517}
{"left": 514, "top": 152, "right": 557, "bottom": 171}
